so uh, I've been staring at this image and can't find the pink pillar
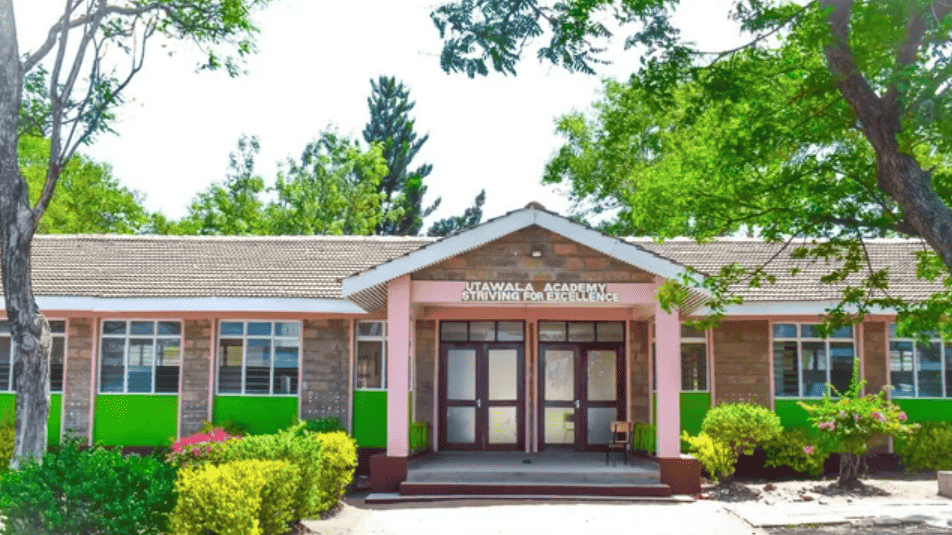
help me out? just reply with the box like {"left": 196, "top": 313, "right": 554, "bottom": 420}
{"left": 654, "top": 302, "right": 680, "bottom": 458}
{"left": 386, "top": 275, "right": 411, "bottom": 458}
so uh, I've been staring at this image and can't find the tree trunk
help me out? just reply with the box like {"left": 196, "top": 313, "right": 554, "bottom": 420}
{"left": 0, "top": 0, "right": 52, "bottom": 469}
{"left": 837, "top": 452, "right": 866, "bottom": 488}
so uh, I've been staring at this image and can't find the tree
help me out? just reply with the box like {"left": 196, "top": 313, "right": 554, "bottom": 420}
{"left": 176, "top": 135, "right": 270, "bottom": 235}
{"left": 427, "top": 189, "right": 486, "bottom": 237}
{"left": 19, "top": 136, "right": 153, "bottom": 234}
{"left": 1, "top": 0, "right": 270, "bottom": 467}
{"left": 432, "top": 1, "right": 952, "bottom": 335}
{"left": 362, "top": 76, "right": 439, "bottom": 235}
{"left": 269, "top": 130, "right": 389, "bottom": 235}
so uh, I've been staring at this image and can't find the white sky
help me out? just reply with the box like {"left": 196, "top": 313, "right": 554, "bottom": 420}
{"left": 12, "top": 0, "right": 743, "bottom": 227}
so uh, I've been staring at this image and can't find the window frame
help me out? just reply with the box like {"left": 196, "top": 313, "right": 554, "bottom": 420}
{"left": 98, "top": 319, "right": 183, "bottom": 395}
{"left": 650, "top": 323, "right": 711, "bottom": 393}
{"left": 0, "top": 319, "right": 67, "bottom": 393}
{"left": 772, "top": 322, "right": 855, "bottom": 399}
{"left": 355, "top": 320, "right": 387, "bottom": 391}
{"left": 680, "top": 327, "right": 709, "bottom": 392}
{"left": 216, "top": 319, "right": 301, "bottom": 397}
{"left": 888, "top": 324, "right": 950, "bottom": 399}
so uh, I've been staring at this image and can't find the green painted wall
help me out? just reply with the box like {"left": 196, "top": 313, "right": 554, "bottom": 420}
{"left": 94, "top": 395, "right": 178, "bottom": 446}
{"left": 213, "top": 396, "right": 298, "bottom": 436}
{"left": 895, "top": 399, "right": 952, "bottom": 423}
{"left": 775, "top": 399, "right": 817, "bottom": 429}
{"left": 651, "top": 392, "right": 712, "bottom": 436}
{"left": 352, "top": 390, "right": 387, "bottom": 448}
{"left": 0, "top": 393, "right": 62, "bottom": 445}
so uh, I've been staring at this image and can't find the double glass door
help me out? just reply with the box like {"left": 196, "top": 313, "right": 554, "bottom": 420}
{"left": 540, "top": 344, "right": 624, "bottom": 450}
{"left": 440, "top": 343, "right": 524, "bottom": 451}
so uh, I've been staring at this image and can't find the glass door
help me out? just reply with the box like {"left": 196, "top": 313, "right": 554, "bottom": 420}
{"left": 541, "top": 346, "right": 579, "bottom": 448}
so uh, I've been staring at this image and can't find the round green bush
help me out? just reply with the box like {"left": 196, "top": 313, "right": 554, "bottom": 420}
{"left": 897, "top": 421, "right": 952, "bottom": 471}
{"left": 701, "top": 401, "right": 782, "bottom": 456}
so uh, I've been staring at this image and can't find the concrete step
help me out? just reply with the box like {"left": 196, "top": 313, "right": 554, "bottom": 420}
{"left": 367, "top": 492, "right": 691, "bottom": 504}
{"left": 405, "top": 470, "right": 660, "bottom": 485}
{"left": 398, "top": 481, "right": 672, "bottom": 498}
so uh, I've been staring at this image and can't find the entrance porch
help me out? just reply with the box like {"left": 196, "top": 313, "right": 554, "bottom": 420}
{"left": 399, "top": 451, "right": 671, "bottom": 497}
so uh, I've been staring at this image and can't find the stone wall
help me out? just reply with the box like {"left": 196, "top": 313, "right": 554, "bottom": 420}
{"left": 414, "top": 320, "right": 435, "bottom": 447}
{"left": 180, "top": 319, "right": 212, "bottom": 436}
{"left": 301, "top": 319, "right": 349, "bottom": 424}
{"left": 711, "top": 320, "right": 771, "bottom": 406}
{"left": 863, "top": 321, "right": 888, "bottom": 394}
{"left": 629, "top": 320, "right": 651, "bottom": 422}
{"left": 412, "top": 226, "right": 655, "bottom": 283}
{"left": 63, "top": 317, "right": 93, "bottom": 443}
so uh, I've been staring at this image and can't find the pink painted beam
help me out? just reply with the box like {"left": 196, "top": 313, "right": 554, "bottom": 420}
{"left": 386, "top": 275, "right": 411, "bottom": 458}
{"left": 654, "top": 302, "right": 681, "bottom": 458}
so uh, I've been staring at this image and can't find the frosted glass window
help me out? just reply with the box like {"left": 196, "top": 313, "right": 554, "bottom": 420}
{"left": 597, "top": 322, "right": 624, "bottom": 342}
{"left": 469, "top": 322, "right": 495, "bottom": 341}
{"left": 587, "top": 350, "right": 616, "bottom": 401}
{"left": 544, "top": 408, "right": 575, "bottom": 444}
{"left": 488, "top": 407, "right": 517, "bottom": 444}
{"left": 497, "top": 322, "right": 524, "bottom": 342}
{"left": 440, "top": 322, "right": 467, "bottom": 341}
{"left": 447, "top": 407, "right": 476, "bottom": 443}
{"left": 587, "top": 407, "right": 617, "bottom": 446}
{"left": 568, "top": 322, "right": 595, "bottom": 342}
{"left": 488, "top": 349, "right": 518, "bottom": 400}
{"left": 447, "top": 349, "right": 476, "bottom": 400}
{"left": 539, "top": 322, "right": 566, "bottom": 342}
{"left": 544, "top": 350, "right": 574, "bottom": 401}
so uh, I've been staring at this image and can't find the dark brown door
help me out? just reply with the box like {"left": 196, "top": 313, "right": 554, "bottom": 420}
{"left": 539, "top": 343, "right": 625, "bottom": 450}
{"left": 439, "top": 342, "right": 525, "bottom": 451}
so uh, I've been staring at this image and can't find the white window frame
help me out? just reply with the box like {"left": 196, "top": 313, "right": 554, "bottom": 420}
{"left": 355, "top": 320, "right": 387, "bottom": 391}
{"left": 772, "top": 322, "right": 855, "bottom": 399}
{"left": 216, "top": 320, "right": 301, "bottom": 396}
{"left": 99, "top": 319, "right": 182, "bottom": 395}
{"left": 680, "top": 326, "right": 709, "bottom": 392}
{"left": 0, "top": 319, "right": 67, "bottom": 393}
{"left": 888, "top": 324, "right": 950, "bottom": 399}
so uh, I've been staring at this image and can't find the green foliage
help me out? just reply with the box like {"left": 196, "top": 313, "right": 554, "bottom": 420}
{"left": 300, "top": 416, "right": 345, "bottom": 434}
{"left": 763, "top": 427, "right": 832, "bottom": 477}
{"left": 701, "top": 402, "right": 782, "bottom": 457}
{"left": 0, "top": 438, "right": 176, "bottom": 535}
{"left": 18, "top": 135, "right": 156, "bottom": 234}
{"left": 212, "top": 423, "right": 323, "bottom": 519}
{"left": 200, "top": 418, "right": 248, "bottom": 437}
{"left": 312, "top": 431, "right": 358, "bottom": 514}
{"left": 0, "top": 422, "right": 13, "bottom": 473}
{"left": 170, "top": 459, "right": 297, "bottom": 535}
{"left": 363, "top": 76, "right": 440, "bottom": 235}
{"left": 427, "top": 189, "right": 486, "bottom": 237}
{"left": 896, "top": 421, "right": 952, "bottom": 472}
{"left": 632, "top": 422, "right": 656, "bottom": 455}
{"left": 681, "top": 432, "right": 735, "bottom": 483}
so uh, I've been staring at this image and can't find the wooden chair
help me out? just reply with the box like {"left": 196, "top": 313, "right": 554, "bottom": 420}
{"left": 606, "top": 421, "right": 634, "bottom": 466}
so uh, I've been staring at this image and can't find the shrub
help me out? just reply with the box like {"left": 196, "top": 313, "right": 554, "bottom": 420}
{"left": 0, "top": 422, "right": 13, "bottom": 472}
{"left": 681, "top": 432, "right": 735, "bottom": 482}
{"left": 168, "top": 428, "right": 239, "bottom": 468}
{"left": 763, "top": 427, "right": 832, "bottom": 477}
{"left": 701, "top": 402, "right": 782, "bottom": 457}
{"left": 632, "top": 422, "right": 656, "bottom": 455}
{"left": 0, "top": 438, "right": 176, "bottom": 535}
{"left": 200, "top": 418, "right": 248, "bottom": 437}
{"left": 896, "top": 421, "right": 952, "bottom": 471}
{"left": 301, "top": 416, "right": 345, "bottom": 434}
{"left": 313, "top": 431, "right": 357, "bottom": 513}
{"left": 215, "top": 423, "right": 323, "bottom": 519}
{"left": 170, "top": 459, "right": 298, "bottom": 535}
{"left": 801, "top": 358, "right": 916, "bottom": 486}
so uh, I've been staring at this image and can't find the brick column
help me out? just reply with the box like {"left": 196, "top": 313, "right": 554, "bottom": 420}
{"left": 629, "top": 320, "right": 650, "bottom": 423}
{"left": 180, "top": 319, "right": 213, "bottom": 437}
{"left": 301, "top": 319, "right": 349, "bottom": 423}
{"left": 414, "top": 320, "right": 435, "bottom": 448}
{"left": 711, "top": 320, "right": 770, "bottom": 406}
{"left": 63, "top": 317, "right": 93, "bottom": 443}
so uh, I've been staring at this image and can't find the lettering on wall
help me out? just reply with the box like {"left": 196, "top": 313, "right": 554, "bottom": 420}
{"left": 461, "top": 282, "right": 620, "bottom": 303}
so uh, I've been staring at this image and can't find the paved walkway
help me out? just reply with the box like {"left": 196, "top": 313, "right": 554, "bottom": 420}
{"left": 725, "top": 500, "right": 952, "bottom": 530}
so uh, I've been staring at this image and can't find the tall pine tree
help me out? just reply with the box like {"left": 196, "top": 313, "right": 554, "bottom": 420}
{"left": 427, "top": 189, "right": 485, "bottom": 237}
{"left": 363, "top": 76, "right": 439, "bottom": 235}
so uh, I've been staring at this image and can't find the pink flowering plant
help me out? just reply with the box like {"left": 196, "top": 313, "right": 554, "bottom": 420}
{"left": 800, "top": 358, "right": 917, "bottom": 487}
{"left": 763, "top": 426, "right": 832, "bottom": 477}
{"left": 168, "top": 427, "right": 240, "bottom": 468}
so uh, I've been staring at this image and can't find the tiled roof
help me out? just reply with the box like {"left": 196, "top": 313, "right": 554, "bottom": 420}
{"left": 20, "top": 233, "right": 937, "bottom": 303}
{"left": 28, "top": 235, "right": 431, "bottom": 299}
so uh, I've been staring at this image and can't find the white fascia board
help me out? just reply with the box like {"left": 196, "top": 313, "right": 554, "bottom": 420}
{"left": 342, "top": 208, "right": 708, "bottom": 296}
{"left": 698, "top": 301, "right": 897, "bottom": 316}
{"left": 341, "top": 210, "right": 536, "bottom": 296}
{"left": 31, "top": 296, "right": 366, "bottom": 314}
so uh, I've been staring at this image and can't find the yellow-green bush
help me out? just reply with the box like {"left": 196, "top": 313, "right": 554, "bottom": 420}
{"left": 170, "top": 459, "right": 297, "bottom": 535}
{"left": 313, "top": 431, "right": 357, "bottom": 514}
{"left": 681, "top": 431, "right": 735, "bottom": 482}
{"left": 0, "top": 423, "right": 14, "bottom": 472}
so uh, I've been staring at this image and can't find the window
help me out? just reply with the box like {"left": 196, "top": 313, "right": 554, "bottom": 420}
{"left": 0, "top": 320, "right": 66, "bottom": 392}
{"left": 217, "top": 321, "right": 300, "bottom": 395}
{"left": 537, "top": 321, "right": 622, "bottom": 343}
{"left": 356, "top": 321, "right": 386, "bottom": 389}
{"left": 651, "top": 323, "right": 709, "bottom": 392}
{"left": 441, "top": 321, "right": 526, "bottom": 343}
{"left": 772, "top": 323, "right": 854, "bottom": 398}
{"left": 100, "top": 320, "right": 181, "bottom": 394}
{"left": 889, "top": 324, "right": 951, "bottom": 398}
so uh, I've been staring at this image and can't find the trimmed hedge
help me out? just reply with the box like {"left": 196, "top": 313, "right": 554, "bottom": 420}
{"left": 897, "top": 421, "right": 952, "bottom": 471}
{"left": 313, "top": 431, "right": 357, "bottom": 513}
